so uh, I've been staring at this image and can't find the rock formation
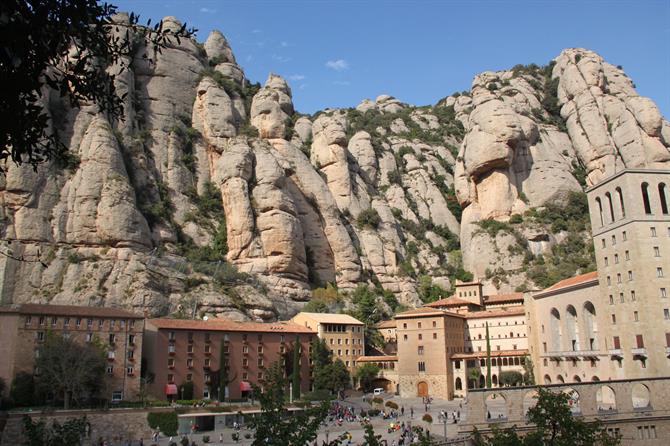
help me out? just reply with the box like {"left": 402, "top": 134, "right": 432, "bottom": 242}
{"left": 1, "top": 15, "right": 668, "bottom": 322}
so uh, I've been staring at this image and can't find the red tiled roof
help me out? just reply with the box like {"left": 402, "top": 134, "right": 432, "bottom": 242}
{"left": 536, "top": 271, "right": 599, "bottom": 296}
{"left": 356, "top": 355, "right": 398, "bottom": 362}
{"left": 425, "top": 296, "right": 478, "bottom": 308}
{"left": 483, "top": 293, "right": 524, "bottom": 304}
{"left": 395, "top": 307, "right": 464, "bottom": 319}
{"left": 149, "top": 318, "right": 316, "bottom": 334}
{"left": 463, "top": 307, "right": 525, "bottom": 319}
{"left": 376, "top": 320, "right": 396, "bottom": 329}
{"left": 451, "top": 349, "right": 528, "bottom": 360}
{"left": 0, "top": 303, "right": 143, "bottom": 319}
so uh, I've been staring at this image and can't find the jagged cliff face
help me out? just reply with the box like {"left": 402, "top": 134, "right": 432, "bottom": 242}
{"left": 1, "top": 16, "right": 669, "bottom": 320}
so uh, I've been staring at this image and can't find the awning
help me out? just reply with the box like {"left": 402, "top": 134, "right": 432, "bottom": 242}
{"left": 240, "top": 381, "right": 252, "bottom": 392}
{"left": 165, "top": 384, "right": 178, "bottom": 395}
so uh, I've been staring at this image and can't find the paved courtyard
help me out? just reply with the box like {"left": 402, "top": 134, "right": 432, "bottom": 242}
{"left": 141, "top": 393, "right": 468, "bottom": 446}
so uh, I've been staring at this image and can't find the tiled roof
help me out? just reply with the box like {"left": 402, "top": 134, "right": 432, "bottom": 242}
{"left": 376, "top": 320, "right": 396, "bottom": 329}
{"left": 535, "top": 271, "right": 599, "bottom": 297}
{"left": 464, "top": 307, "right": 525, "bottom": 319}
{"left": 0, "top": 303, "right": 143, "bottom": 319}
{"left": 483, "top": 293, "right": 524, "bottom": 304}
{"left": 149, "top": 318, "right": 316, "bottom": 334}
{"left": 395, "top": 307, "right": 464, "bottom": 319}
{"left": 294, "top": 312, "right": 364, "bottom": 325}
{"left": 451, "top": 349, "right": 529, "bottom": 360}
{"left": 425, "top": 296, "right": 478, "bottom": 308}
{"left": 356, "top": 355, "right": 398, "bottom": 362}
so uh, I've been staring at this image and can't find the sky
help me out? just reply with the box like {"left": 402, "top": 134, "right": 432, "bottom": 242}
{"left": 112, "top": 0, "right": 670, "bottom": 117}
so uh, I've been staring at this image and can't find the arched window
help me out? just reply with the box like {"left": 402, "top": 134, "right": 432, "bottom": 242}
{"left": 659, "top": 183, "right": 668, "bottom": 215}
{"left": 455, "top": 377, "right": 462, "bottom": 390}
{"left": 583, "top": 302, "right": 598, "bottom": 350}
{"left": 597, "top": 385, "right": 616, "bottom": 412}
{"left": 557, "top": 375, "right": 565, "bottom": 383}
{"left": 595, "top": 197, "right": 604, "bottom": 226}
{"left": 632, "top": 383, "right": 651, "bottom": 409}
{"left": 544, "top": 375, "right": 552, "bottom": 385}
{"left": 566, "top": 305, "right": 580, "bottom": 351}
{"left": 573, "top": 375, "right": 582, "bottom": 383}
{"left": 492, "top": 374, "right": 498, "bottom": 386}
{"left": 641, "top": 183, "right": 652, "bottom": 214}
{"left": 616, "top": 187, "right": 625, "bottom": 218}
{"left": 550, "top": 308, "right": 562, "bottom": 351}
{"left": 605, "top": 192, "right": 615, "bottom": 223}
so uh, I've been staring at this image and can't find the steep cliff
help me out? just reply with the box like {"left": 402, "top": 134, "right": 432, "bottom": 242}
{"left": 1, "top": 16, "right": 668, "bottom": 320}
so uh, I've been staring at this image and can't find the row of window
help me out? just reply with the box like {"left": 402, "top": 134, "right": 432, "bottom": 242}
{"left": 167, "top": 371, "right": 267, "bottom": 384}
{"left": 168, "top": 331, "right": 290, "bottom": 342}
{"left": 106, "top": 365, "right": 135, "bottom": 376}
{"left": 34, "top": 331, "right": 136, "bottom": 345}
{"left": 467, "top": 332, "right": 524, "bottom": 341}
{"left": 600, "top": 226, "right": 670, "bottom": 251}
{"left": 466, "top": 320, "right": 524, "bottom": 328}
{"left": 609, "top": 308, "right": 670, "bottom": 324}
{"left": 323, "top": 324, "right": 362, "bottom": 333}
{"left": 594, "top": 182, "right": 668, "bottom": 228}
{"left": 457, "top": 356, "right": 526, "bottom": 369}
{"left": 25, "top": 316, "right": 136, "bottom": 330}
{"left": 328, "top": 337, "right": 362, "bottom": 345}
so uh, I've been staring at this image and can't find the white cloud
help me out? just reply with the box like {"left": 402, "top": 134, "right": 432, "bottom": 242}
{"left": 252, "top": 29, "right": 262, "bottom": 34}
{"left": 288, "top": 74, "right": 306, "bottom": 81}
{"left": 299, "top": 84, "right": 308, "bottom": 90}
{"left": 271, "top": 54, "right": 292, "bottom": 63}
{"left": 333, "top": 80, "right": 351, "bottom": 86}
{"left": 280, "top": 41, "right": 289, "bottom": 47}
{"left": 325, "top": 59, "right": 349, "bottom": 71}
{"left": 200, "top": 7, "right": 216, "bottom": 13}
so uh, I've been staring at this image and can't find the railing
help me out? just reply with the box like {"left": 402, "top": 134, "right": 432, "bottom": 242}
{"left": 631, "top": 347, "right": 648, "bottom": 357}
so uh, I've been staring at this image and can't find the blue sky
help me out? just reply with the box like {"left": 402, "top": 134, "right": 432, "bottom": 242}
{"left": 113, "top": 0, "right": 670, "bottom": 117}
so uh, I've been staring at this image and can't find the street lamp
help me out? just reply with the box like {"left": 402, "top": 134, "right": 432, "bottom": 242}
{"left": 325, "top": 428, "right": 329, "bottom": 444}
{"left": 438, "top": 413, "right": 447, "bottom": 439}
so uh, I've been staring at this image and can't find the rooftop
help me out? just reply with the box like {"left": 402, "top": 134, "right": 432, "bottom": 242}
{"left": 149, "top": 318, "right": 316, "bottom": 334}
{"left": 395, "top": 307, "right": 464, "bottom": 319}
{"left": 534, "top": 271, "right": 599, "bottom": 297}
{"left": 376, "top": 320, "right": 396, "bottom": 329}
{"left": 483, "top": 293, "right": 524, "bottom": 304}
{"left": 0, "top": 303, "right": 143, "bottom": 319}
{"left": 464, "top": 307, "right": 525, "bottom": 319}
{"left": 425, "top": 296, "right": 479, "bottom": 308}
{"left": 293, "top": 312, "right": 364, "bottom": 325}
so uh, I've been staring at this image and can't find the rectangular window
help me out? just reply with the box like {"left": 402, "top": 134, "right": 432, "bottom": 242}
{"left": 613, "top": 336, "right": 620, "bottom": 349}
{"left": 168, "top": 358, "right": 175, "bottom": 367}
{"left": 106, "top": 366, "right": 114, "bottom": 375}
{"left": 187, "top": 359, "right": 193, "bottom": 368}
{"left": 601, "top": 238, "right": 606, "bottom": 248}
{"left": 109, "top": 334, "right": 116, "bottom": 344}
{"left": 611, "top": 314, "right": 616, "bottom": 324}
{"left": 126, "top": 367, "right": 134, "bottom": 376}
{"left": 432, "top": 333, "right": 437, "bottom": 339}
{"left": 636, "top": 334, "right": 644, "bottom": 348}
{"left": 543, "top": 342, "right": 547, "bottom": 352}
{"left": 418, "top": 346, "right": 424, "bottom": 355}
{"left": 112, "top": 391, "right": 123, "bottom": 402}
{"left": 607, "top": 276, "right": 611, "bottom": 286}
{"left": 187, "top": 345, "right": 194, "bottom": 353}
{"left": 403, "top": 334, "right": 408, "bottom": 341}
{"left": 614, "top": 254, "right": 619, "bottom": 264}
{"left": 622, "top": 231, "right": 627, "bottom": 241}
{"left": 167, "top": 374, "right": 174, "bottom": 383}
{"left": 604, "top": 257, "right": 608, "bottom": 266}
{"left": 128, "top": 334, "right": 135, "bottom": 345}
{"left": 51, "top": 316, "right": 57, "bottom": 327}
{"left": 611, "top": 235, "right": 616, "bottom": 245}
{"left": 658, "top": 267, "right": 664, "bottom": 278}
{"left": 664, "top": 309, "right": 670, "bottom": 320}
{"left": 609, "top": 295, "right": 614, "bottom": 305}
{"left": 666, "top": 333, "right": 670, "bottom": 347}
{"left": 631, "top": 290, "right": 636, "bottom": 301}
{"left": 98, "top": 319, "right": 104, "bottom": 329}
{"left": 76, "top": 318, "right": 81, "bottom": 327}
{"left": 617, "top": 273, "right": 621, "bottom": 283}
{"left": 204, "top": 358, "right": 211, "bottom": 367}
{"left": 619, "top": 293, "right": 624, "bottom": 303}
{"left": 625, "top": 250, "right": 630, "bottom": 260}
{"left": 258, "top": 358, "right": 264, "bottom": 367}
{"left": 87, "top": 319, "right": 93, "bottom": 328}
{"left": 662, "top": 288, "right": 668, "bottom": 298}
{"left": 628, "top": 271, "right": 633, "bottom": 281}
{"left": 418, "top": 322, "right": 422, "bottom": 329}
{"left": 654, "top": 246, "right": 661, "bottom": 257}
{"left": 634, "top": 311, "right": 639, "bottom": 322}
{"left": 651, "top": 227, "right": 657, "bottom": 237}
{"left": 418, "top": 334, "right": 422, "bottom": 340}
{"left": 85, "top": 333, "right": 93, "bottom": 342}
{"left": 418, "top": 362, "right": 426, "bottom": 372}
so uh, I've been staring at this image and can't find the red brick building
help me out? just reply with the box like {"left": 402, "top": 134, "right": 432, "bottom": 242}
{"left": 144, "top": 319, "right": 317, "bottom": 400}
{"left": 0, "top": 304, "right": 145, "bottom": 402}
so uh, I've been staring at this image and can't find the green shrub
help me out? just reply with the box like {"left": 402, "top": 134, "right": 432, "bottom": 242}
{"left": 387, "top": 170, "right": 402, "bottom": 185}
{"left": 509, "top": 214, "right": 523, "bottom": 224}
{"left": 422, "top": 414, "right": 433, "bottom": 423}
{"left": 368, "top": 409, "right": 381, "bottom": 416}
{"left": 356, "top": 208, "right": 381, "bottom": 229}
{"left": 147, "top": 411, "right": 178, "bottom": 436}
{"left": 385, "top": 401, "right": 399, "bottom": 409}
{"left": 203, "top": 435, "right": 210, "bottom": 443}
{"left": 372, "top": 397, "right": 383, "bottom": 404}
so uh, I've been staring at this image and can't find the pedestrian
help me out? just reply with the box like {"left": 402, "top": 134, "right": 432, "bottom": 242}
{"left": 410, "top": 407, "right": 414, "bottom": 418}
{"left": 401, "top": 406, "right": 405, "bottom": 416}
{"left": 220, "top": 432, "right": 224, "bottom": 444}
{"left": 139, "top": 439, "right": 143, "bottom": 446}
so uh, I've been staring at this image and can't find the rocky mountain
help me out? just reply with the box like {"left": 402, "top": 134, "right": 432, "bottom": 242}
{"left": 1, "top": 15, "right": 669, "bottom": 321}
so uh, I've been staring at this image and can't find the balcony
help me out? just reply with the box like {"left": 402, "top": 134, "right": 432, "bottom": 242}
{"left": 204, "top": 351, "right": 212, "bottom": 356}
{"left": 579, "top": 350, "right": 601, "bottom": 359}
{"left": 608, "top": 349, "right": 623, "bottom": 358}
{"left": 168, "top": 365, "right": 175, "bottom": 370}
{"left": 543, "top": 351, "right": 564, "bottom": 359}
{"left": 665, "top": 347, "right": 670, "bottom": 357}
{"left": 631, "top": 347, "right": 648, "bottom": 358}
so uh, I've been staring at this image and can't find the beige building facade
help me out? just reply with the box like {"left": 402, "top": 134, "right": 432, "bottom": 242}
{"left": 587, "top": 169, "right": 670, "bottom": 378}
{"left": 0, "top": 304, "right": 144, "bottom": 402}
{"left": 290, "top": 312, "right": 365, "bottom": 372}
{"left": 395, "top": 307, "right": 465, "bottom": 399}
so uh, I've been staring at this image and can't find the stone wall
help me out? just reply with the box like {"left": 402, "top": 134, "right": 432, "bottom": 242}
{"left": 459, "top": 377, "right": 670, "bottom": 446}
{"left": 1, "top": 407, "right": 169, "bottom": 446}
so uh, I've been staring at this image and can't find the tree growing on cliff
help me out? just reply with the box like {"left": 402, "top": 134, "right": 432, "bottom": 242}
{"left": 35, "top": 334, "right": 106, "bottom": 409}
{"left": 0, "top": 0, "right": 193, "bottom": 171}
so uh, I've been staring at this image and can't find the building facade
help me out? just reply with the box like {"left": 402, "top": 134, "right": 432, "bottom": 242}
{"left": 586, "top": 169, "right": 670, "bottom": 378}
{"left": 144, "top": 319, "right": 316, "bottom": 401}
{"left": 290, "top": 312, "right": 365, "bottom": 371}
{"left": 0, "top": 304, "right": 144, "bottom": 402}
{"left": 395, "top": 307, "right": 465, "bottom": 399}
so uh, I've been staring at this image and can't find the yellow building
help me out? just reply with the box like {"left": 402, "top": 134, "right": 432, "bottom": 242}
{"left": 290, "top": 312, "right": 365, "bottom": 371}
